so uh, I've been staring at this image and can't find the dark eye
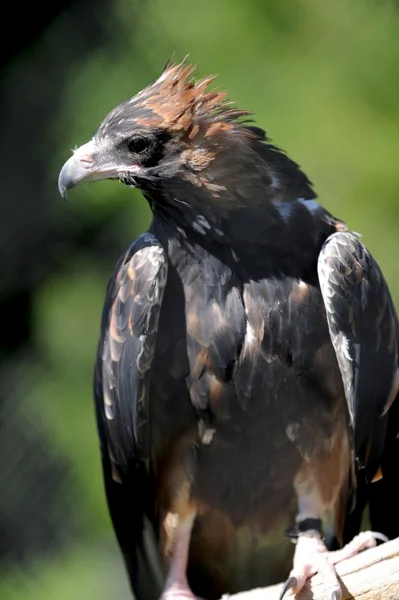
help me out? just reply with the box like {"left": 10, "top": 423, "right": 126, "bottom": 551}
{"left": 127, "top": 136, "right": 149, "bottom": 154}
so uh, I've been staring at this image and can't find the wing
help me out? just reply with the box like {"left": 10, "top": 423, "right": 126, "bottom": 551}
{"left": 317, "top": 231, "right": 399, "bottom": 480}
{"left": 94, "top": 232, "right": 167, "bottom": 600}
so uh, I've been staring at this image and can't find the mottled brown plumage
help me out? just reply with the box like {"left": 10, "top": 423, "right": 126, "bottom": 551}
{"left": 58, "top": 61, "right": 399, "bottom": 600}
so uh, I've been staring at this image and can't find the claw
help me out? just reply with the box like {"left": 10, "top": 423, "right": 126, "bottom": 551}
{"left": 371, "top": 531, "right": 389, "bottom": 543}
{"left": 330, "top": 591, "right": 341, "bottom": 600}
{"left": 279, "top": 576, "right": 297, "bottom": 600}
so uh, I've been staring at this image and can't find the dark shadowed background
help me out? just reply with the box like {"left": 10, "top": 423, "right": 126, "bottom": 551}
{"left": 1, "top": 0, "right": 399, "bottom": 598}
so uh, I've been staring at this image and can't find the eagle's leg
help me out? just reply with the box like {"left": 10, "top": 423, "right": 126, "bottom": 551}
{"left": 160, "top": 513, "right": 200, "bottom": 600}
{"left": 279, "top": 466, "right": 387, "bottom": 600}
{"left": 280, "top": 524, "right": 387, "bottom": 600}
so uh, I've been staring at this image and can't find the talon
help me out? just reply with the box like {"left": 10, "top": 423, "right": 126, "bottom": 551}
{"left": 330, "top": 591, "right": 341, "bottom": 600}
{"left": 279, "top": 576, "right": 297, "bottom": 600}
{"left": 371, "top": 531, "right": 389, "bottom": 543}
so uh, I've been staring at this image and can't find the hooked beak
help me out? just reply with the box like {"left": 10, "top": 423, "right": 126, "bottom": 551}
{"left": 58, "top": 140, "right": 120, "bottom": 199}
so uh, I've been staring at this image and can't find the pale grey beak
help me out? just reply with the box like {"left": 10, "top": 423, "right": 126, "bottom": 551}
{"left": 58, "top": 140, "right": 119, "bottom": 199}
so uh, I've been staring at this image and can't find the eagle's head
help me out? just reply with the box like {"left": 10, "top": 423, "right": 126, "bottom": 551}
{"left": 59, "top": 61, "right": 341, "bottom": 258}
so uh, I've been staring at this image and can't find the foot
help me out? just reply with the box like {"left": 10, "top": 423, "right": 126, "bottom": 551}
{"left": 280, "top": 530, "right": 387, "bottom": 600}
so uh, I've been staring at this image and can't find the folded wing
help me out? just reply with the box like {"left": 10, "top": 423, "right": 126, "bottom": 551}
{"left": 94, "top": 233, "right": 168, "bottom": 599}
{"left": 318, "top": 231, "right": 399, "bottom": 480}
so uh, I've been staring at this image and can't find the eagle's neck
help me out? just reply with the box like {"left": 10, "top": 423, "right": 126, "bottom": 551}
{"left": 146, "top": 139, "right": 345, "bottom": 279}
{"left": 150, "top": 194, "right": 343, "bottom": 281}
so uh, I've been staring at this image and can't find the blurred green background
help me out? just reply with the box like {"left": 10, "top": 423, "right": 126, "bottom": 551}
{"left": 1, "top": 0, "right": 399, "bottom": 598}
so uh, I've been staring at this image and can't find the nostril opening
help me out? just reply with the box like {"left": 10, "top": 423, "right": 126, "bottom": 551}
{"left": 80, "top": 155, "right": 93, "bottom": 168}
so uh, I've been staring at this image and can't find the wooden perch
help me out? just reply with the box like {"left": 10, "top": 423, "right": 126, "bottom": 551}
{"left": 222, "top": 536, "right": 399, "bottom": 600}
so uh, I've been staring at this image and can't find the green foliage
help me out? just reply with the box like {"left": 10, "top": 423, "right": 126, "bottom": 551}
{"left": 7, "top": 0, "right": 399, "bottom": 597}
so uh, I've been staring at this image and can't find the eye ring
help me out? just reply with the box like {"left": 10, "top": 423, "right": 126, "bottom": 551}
{"left": 127, "top": 136, "right": 149, "bottom": 154}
